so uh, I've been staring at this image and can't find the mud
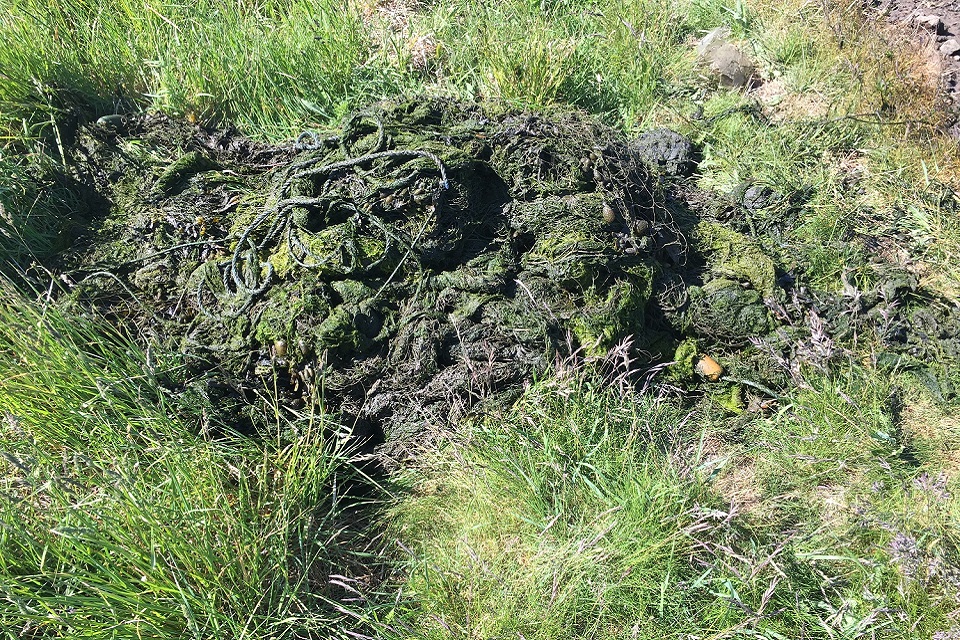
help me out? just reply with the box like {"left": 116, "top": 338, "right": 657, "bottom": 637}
{"left": 22, "top": 99, "right": 960, "bottom": 456}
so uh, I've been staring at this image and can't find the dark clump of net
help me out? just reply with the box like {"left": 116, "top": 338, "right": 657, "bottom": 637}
{"left": 42, "top": 99, "right": 960, "bottom": 453}
{"left": 52, "top": 101, "right": 695, "bottom": 450}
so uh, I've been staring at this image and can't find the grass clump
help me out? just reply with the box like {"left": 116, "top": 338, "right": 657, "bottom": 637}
{"left": 409, "top": 0, "right": 694, "bottom": 119}
{"left": 0, "top": 0, "right": 395, "bottom": 138}
{"left": 0, "top": 154, "right": 95, "bottom": 278}
{"left": 385, "top": 373, "right": 960, "bottom": 638}
{"left": 388, "top": 380, "right": 712, "bottom": 637}
{"left": 0, "top": 282, "right": 379, "bottom": 639}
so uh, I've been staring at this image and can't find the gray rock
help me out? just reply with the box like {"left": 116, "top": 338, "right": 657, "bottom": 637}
{"left": 696, "top": 27, "right": 731, "bottom": 57}
{"left": 697, "top": 27, "right": 756, "bottom": 88}
{"left": 940, "top": 39, "right": 960, "bottom": 56}
{"left": 711, "top": 44, "right": 756, "bottom": 87}
{"left": 741, "top": 185, "right": 779, "bottom": 211}
{"left": 913, "top": 14, "right": 943, "bottom": 33}
{"left": 631, "top": 129, "right": 697, "bottom": 177}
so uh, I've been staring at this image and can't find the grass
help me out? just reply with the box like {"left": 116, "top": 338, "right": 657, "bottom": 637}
{"left": 388, "top": 372, "right": 960, "bottom": 638}
{"left": 0, "top": 150, "right": 107, "bottom": 282}
{"left": 389, "top": 382, "right": 718, "bottom": 638}
{"left": 0, "top": 281, "right": 381, "bottom": 638}
{"left": 1, "top": 0, "right": 960, "bottom": 637}
{"left": 0, "top": 0, "right": 399, "bottom": 140}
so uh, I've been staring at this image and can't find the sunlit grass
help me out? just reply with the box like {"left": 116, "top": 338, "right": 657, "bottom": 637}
{"left": 387, "top": 373, "right": 960, "bottom": 638}
{"left": 0, "top": 282, "right": 380, "bottom": 639}
{"left": 1, "top": 0, "right": 960, "bottom": 637}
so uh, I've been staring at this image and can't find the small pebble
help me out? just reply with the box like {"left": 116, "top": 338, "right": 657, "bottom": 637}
{"left": 96, "top": 114, "right": 126, "bottom": 127}
{"left": 940, "top": 38, "right": 960, "bottom": 56}
{"left": 602, "top": 203, "right": 616, "bottom": 223}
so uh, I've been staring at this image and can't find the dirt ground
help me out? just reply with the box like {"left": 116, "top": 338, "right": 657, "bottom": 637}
{"left": 879, "top": 0, "right": 960, "bottom": 105}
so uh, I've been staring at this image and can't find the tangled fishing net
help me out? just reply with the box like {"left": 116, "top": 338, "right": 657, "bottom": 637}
{"left": 34, "top": 99, "right": 958, "bottom": 450}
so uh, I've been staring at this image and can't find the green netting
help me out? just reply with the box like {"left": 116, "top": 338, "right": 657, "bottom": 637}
{"left": 30, "top": 99, "right": 958, "bottom": 446}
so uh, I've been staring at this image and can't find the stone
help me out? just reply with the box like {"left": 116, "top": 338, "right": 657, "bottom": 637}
{"left": 696, "top": 27, "right": 756, "bottom": 88}
{"left": 741, "top": 185, "right": 779, "bottom": 211}
{"left": 710, "top": 43, "right": 756, "bottom": 87}
{"left": 630, "top": 129, "right": 697, "bottom": 177}
{"left": 696, "top": 27, "right": 731, "bottom": 58}
{"left": 940, "top": 39, "right": 960, "bottom": 56}
{"left": 914, "top": 14, "right": 943, "bottom": 33}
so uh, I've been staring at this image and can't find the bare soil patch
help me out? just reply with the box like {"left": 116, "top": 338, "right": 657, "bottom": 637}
{"left": 878, "top": 0, "right": 960, "bottom": 108}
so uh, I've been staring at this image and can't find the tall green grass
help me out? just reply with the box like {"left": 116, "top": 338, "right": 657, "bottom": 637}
{"left": 389, "top": 381, "right": 717, "bottom": 638}
{"left": 0, "top": 0, "right": 698, "bottom": 138}
{"left": 387, "top": 372, "right": 960, "bottom": 638}
{"left": 0, "top": 0, "right": 399, "bottom": 139}
{"left": 411, "top": 0, "right": 695, "bottom": 121}
{"left": 0, "top": 282, "right": 380, "bottom": 638}
{"left": 0, "top": 154, "right": 96, "bottom": 278}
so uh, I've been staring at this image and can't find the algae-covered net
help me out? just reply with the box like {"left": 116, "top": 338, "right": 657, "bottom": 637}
{"left": 53, "top": 102, "right": 676, "bottom": 444}
{"left": 37, "top": 99, "right": 959, "bottom": 450}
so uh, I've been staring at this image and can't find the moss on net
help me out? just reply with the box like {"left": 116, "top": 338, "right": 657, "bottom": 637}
{"left": 37, "top": 99, "right": 960, "bottom": 448}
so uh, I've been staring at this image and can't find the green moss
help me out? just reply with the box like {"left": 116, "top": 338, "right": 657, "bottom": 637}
{"left": 432, "top": 250, "right": 511, "bottom": 293}
{"left": 229, "top": 200, "right": 264, "bottom": 238}
{"left": 314, "top": 305, "right": 362, "bottom": 352}
{"left": 693, "top": 221, "right": 777, "bottom": 298}
{"left": 267, "top": 242, "right": 296, "bottom": 279}
{"left": 570, "top": 270, "right": 652, "bottom": 355}
{"left": 252, "top": 280, "right": 332, "bottom": 353}
{"left": 512, "top": 194, "right": 611, "bottom": 289}
{"left": 667, "top": 338, "right": 699, "bottom": 381}
{"left": 451, "top": 293, "right": 492, "bottom": 320}
{"left": 522, "top": 230, "right": 610, "bottom": 287}
{"left": 686, "top": 278, "right": 774, "bottom": 341}
{"left": 331, "top": 280, "right": 374, "bottom": 305}
{"left": 130, "top": 264, "right": 168, "bottom": 299}
{"left": 267, "top": 224, "right": 369, "bottom": 279}
{"left": 712, "top": 383, "right": 744, "bottom": 414}
{"left": 153, "top": 151, "right": 218, "bottom": 197}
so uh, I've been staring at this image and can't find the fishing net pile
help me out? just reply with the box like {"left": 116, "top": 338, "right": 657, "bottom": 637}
{"left": 39, "top": 100, "right": 958, "bottom": 449}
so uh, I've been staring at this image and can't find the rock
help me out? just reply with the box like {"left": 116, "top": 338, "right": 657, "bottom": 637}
{"left": 740, "top": 185, "right": 780, "bottom": 211}
{"left": 630, "top": 129, "right": 697, "bottom": 177}
{"left": 914, "top": 14, "right": 943, "bottom": 33}
{"left": 696, "top": 27, "right": 731, "bottom": 57}
{"left": 710, "top": 44, "right": 756, "bottom": 87}
{"left": 940, "top": 39, "right": 960, "bottom": 56}
{"left": 96, "top": 114, "right": 126, "bottom": 128}
{"left": 696, "top": 27, "right": 756, "bottom": 88}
